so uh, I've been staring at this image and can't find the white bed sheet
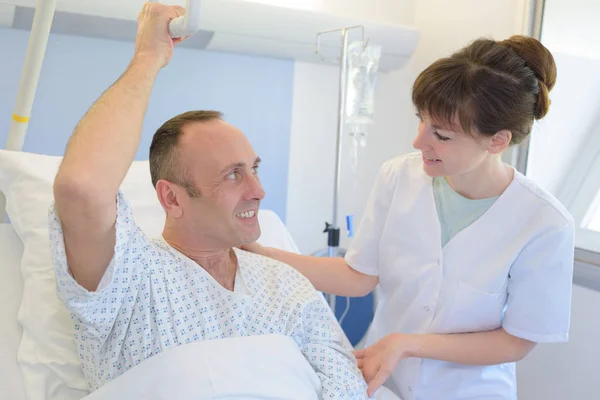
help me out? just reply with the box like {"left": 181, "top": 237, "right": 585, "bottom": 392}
{"left": 0, "top": 223, "right": 26, "bottom": 400}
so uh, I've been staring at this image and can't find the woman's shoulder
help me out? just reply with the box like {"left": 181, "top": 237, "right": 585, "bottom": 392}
{"left": 377, "top": 152, "right": 425, "bottom": 181}
{"left": 368, "top": 152, "right": 431, "bottom": 203}
{"left": 511, "top": 170, "right": 575, "bottom": 229}
{"left": 381, "top": 151, "right": 422, "bottom": 168}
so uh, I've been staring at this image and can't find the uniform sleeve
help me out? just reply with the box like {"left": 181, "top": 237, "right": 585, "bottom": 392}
{"left": 298, "top": 293, "right": 372, "bottom": 399}
{"left": 502, "top": 219, "right": 575, "bottom": 343}
{"left": 345, "top": 160, "right": 397, "bottom": 276}
{"left": 48, "top": 191, "right": 149, "bottom": 339}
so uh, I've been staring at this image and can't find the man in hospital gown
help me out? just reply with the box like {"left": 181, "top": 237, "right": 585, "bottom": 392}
{"left": 48, "top": 3, "right": 369, "bottom": 399}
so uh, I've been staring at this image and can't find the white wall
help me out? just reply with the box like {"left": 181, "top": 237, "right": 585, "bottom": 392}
{"left": 286, "top": 61, "right": 340, "bottom": 255}
{"left": 286, "top": 0, "right": 522, "bottom": 254}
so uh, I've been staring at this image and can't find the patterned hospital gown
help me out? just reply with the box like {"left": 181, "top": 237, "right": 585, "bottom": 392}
{"left": 48, "top": 192, "right": 368, "bottom": 399}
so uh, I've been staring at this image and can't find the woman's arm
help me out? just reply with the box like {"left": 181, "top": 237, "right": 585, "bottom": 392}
{"left": 412, "top": 328, "right": 536, "bottom": 365}
{"left": 355, "top": 328, "right": 536, "bottom": 396}
{"left": 242, "top": 243, "right": 378, "bottom": 297}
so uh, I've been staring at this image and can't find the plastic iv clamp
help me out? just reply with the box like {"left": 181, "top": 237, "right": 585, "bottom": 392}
{"left": 346, "top": 215, "right": 354, "bottom": 238}
{"left": 345, "top": 41, "right": 382, "bottom": 148}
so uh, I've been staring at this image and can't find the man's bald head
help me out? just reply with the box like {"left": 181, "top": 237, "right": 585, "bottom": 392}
{"left": 149, "top": 110, "right": 223, "bottom": 197}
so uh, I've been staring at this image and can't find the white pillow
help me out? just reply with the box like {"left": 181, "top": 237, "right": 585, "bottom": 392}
{"left": 0, "top": 224, "right": 26, "bottom": 400}
{"left": 0, "top": 149, "right": 299, "bottom": 400}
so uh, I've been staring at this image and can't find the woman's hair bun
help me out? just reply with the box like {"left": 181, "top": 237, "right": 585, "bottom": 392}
{"left": 499, "top": 35, "right": 557, "bottom": 119}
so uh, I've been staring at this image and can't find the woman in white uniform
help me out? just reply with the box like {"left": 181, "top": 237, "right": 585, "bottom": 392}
{"left": 244, "top": 35, "right": 574, "bottom": 400}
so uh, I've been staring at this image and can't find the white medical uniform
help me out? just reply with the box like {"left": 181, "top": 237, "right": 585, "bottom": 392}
{"left": 345, "top": 152, "right": 575, "bottom": 400}
{"left": 48, "top": 192, "right": 369, "bottom": 399}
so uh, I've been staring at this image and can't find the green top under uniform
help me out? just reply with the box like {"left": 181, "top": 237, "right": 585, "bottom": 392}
{"left": 433, "top": 177, "right": 499, "bottom": 247}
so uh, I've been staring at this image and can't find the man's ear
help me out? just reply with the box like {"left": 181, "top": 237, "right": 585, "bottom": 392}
{"left": 156, "top": 180, "right": 183, "bottom": 218}
{"left": 488, "top": 129, "right": 512, "bottom": 154}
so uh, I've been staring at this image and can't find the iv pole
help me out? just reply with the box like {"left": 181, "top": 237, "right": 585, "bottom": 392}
{"left": 314, "top": 26, "right": 366, "bottom": 313}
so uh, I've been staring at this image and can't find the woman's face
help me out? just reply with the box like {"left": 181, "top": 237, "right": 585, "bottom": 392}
{"left": 412, "top": 112, "right": 496, "bottom": 178}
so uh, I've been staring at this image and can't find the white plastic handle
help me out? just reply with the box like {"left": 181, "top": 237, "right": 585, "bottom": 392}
{"left": 151, "top": 0, "right": 202, "bottom": 38}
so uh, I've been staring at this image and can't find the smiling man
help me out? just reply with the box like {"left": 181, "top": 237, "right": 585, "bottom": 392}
{"left": 47, "top": 2, "right": 368, "bottom": 399}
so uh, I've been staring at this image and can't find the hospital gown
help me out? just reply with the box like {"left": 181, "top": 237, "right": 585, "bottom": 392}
{"left": 48, "top": 192, "right": 368, "bottom": 399}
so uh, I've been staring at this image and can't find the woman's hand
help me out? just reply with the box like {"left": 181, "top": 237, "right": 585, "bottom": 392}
{"left": 239, "top": 242, "right": 271, "bottom": 257}
{"left": 354, "top": 333, "right": 419, "bottom": 397}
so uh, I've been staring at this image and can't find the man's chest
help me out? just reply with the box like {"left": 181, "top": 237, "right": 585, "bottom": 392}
{"left": 125, "top": 271, "right": 297, "bottom": 344}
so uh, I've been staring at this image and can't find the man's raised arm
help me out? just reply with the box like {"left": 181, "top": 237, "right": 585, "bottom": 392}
{"left": 52, "top": 3, "right": 185, "bottom": 291}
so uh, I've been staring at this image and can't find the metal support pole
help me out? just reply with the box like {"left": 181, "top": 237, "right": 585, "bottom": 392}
{"left": 314, "top": 26, "right": 365, "bottom": 311}
{"left": 2, "top": 0, "right": 56, "bottom": 222}
{"left": 6, "top": 0, "right": 56, "bottom": 151}
{"left": 329, "top": 27, "right": 350, "bottom": 257}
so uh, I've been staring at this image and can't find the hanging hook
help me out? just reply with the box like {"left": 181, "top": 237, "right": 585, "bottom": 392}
{"left": 315, "top": 25, "right": 367, "bottom": 61}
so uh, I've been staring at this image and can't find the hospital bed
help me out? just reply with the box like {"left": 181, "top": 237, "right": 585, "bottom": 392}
{"left": 0, "top": 151, "right": 401, "bottom": 400}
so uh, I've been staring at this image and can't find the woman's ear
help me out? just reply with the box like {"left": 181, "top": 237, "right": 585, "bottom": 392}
{"left": 488, "top": 129, "right": 512, "bottom": 154}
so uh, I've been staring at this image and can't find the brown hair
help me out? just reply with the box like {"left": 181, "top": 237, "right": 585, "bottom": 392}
{"left": 149, "top": 110, "right": 223, "bottom": 197}
{"left": 412, "top": 35, "right": 557, "bottom": 145}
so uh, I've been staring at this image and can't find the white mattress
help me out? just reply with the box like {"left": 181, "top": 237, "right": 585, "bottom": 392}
{"left": 0, "top": 223, "right": 26, "bottom": 400}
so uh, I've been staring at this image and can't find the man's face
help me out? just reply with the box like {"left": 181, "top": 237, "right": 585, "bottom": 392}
{"left": 170, "top": 119, "right": 265, "bottom": 250}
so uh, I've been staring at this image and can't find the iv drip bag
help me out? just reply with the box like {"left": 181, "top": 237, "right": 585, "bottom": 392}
{"left": 345, "top": 41, "right": 382, "bottom": 148}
